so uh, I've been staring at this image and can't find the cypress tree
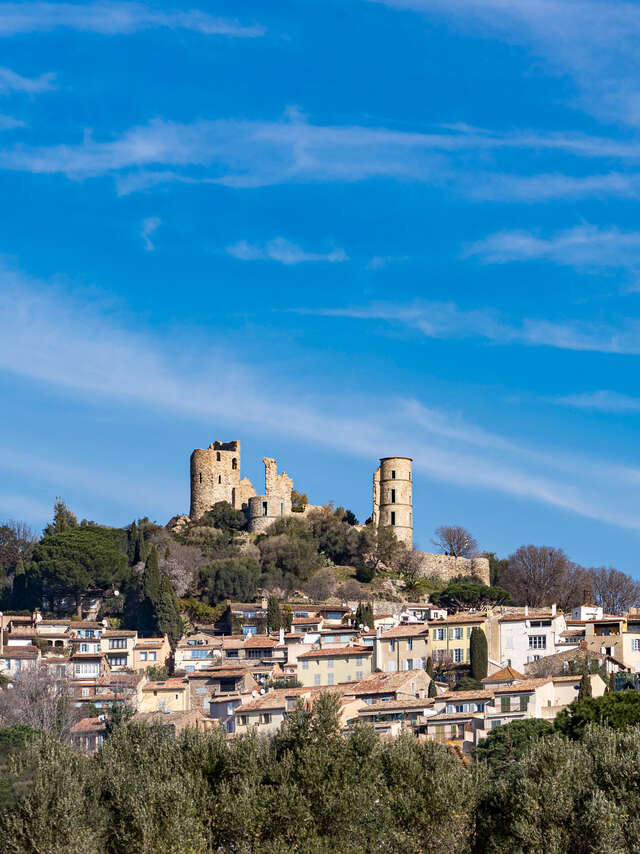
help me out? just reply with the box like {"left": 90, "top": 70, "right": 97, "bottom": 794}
{"left": 609, "top": 671, "right": 617, "bottom": 693}
{"left": 428, "top": 678, "right": 438, "bottom": 698}
{"left": 470, "top": 627, "right": 488, "bottom": 681}
{"left": 578, "top": 669, "right": 592, "bottom": 700}
{"left": 137, "top": 547, "right": 181, "bottom": 647}
{"left": 267, "top": 596, "right": 282, "bottom": 632}
{"left": 126, "top": 522, "right": 138, "bottom": 565}
{"left": 425, "top": 656, "right": 434, "bottom": 678}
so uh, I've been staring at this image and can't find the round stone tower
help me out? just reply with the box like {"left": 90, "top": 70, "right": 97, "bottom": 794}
{"left": 190, "top": 440, "right": 242, "bottom": 519}
{"left": 373, "top": 456, "right": 413, "bottom": 547}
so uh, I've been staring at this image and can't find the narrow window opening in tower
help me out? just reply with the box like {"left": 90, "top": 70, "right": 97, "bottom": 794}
{"left": 262, "top": 501, "right": 268, "bottom": 516}
{"left": 391, "top": 489, "right": 396, "bottom": 504}
{"left": 280, "top": 502, "right": 284, "bottom": 516}
{"left": 199, "top": 473, "right": 202, "bottom": 484}
{"left": 391, "top": 511, "right": 396, "bottom": 526}
{"left": 218, "top": 475, "right": 221, "bottom": 484}
{"left": 391, "top": 470, "right": 396, "bottom": 479}
{"left": 232, "top": 458, "right": 238, "bottom": 470}
{"left": 216, "top": 452, "right": 221, "bottom": 461}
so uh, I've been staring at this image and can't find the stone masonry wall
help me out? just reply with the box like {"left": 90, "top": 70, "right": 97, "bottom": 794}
{"left": 416, "top": 553, "right": 490, "bottom": 585}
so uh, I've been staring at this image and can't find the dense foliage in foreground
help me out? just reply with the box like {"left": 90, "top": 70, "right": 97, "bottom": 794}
{"left": 5, "top": 696, "right": 640, "bottom": 854}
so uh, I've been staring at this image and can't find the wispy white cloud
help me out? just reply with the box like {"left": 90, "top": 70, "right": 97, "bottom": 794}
{"left": 2, "top": 262, "right": 640, "bottom": 531}
{"left": 0, "top": 111, "right": 639, "bottom": 194}
{"left": 466, "top": 172, "right": 640, "bottom": 202}
{"left": 140, "top": 215, "right": 160, "bottom": 251}
{"left": 0, "top": 67, "right": 56, "bottom": 94}
{"left": 554, "top": 390, "right": 640, "bottom": 414}
{"left": 369, "top": 0, "right": 640, "bottom": 127}
{"left": 0, "top": 113, "right": 23, "bottom": 129}
{"left": 0, "top": 3, "right": 264, "bottom": 38}
{"left": 227, "top": 238, "right": 347, "bottom": 265}
{"left": 467, "top": 224, "right": 640, "bottom": 270}
{"left": 300, "top": 300, "right": 640, "bottom": 355}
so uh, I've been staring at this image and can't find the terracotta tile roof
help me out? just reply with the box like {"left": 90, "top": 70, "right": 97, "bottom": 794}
{"left": 142, "top": 678, "right": 188, "bottom": 692}
{"left": 381, "top": 624, "right": 429, "bottom": 638}
{"left": 424, "top": 712, "right": 478, "bottom": 723}
{"left": 71, "top": 717, "right": 107, "bottom": 734}
{"left": 70, "top": 652, "right": 105, "bottom": 660}
{"left": 360, "top": 698, "right": 436, "bottom": 713}
{"left": 428, "top": 614, "right": 487, "bottom": 625}
{"left": 292, "top": 617, "right": 322, "bottom": 625}
{"left": 187, "top": 665, "right": 253, "bottom": 679}
{"left": 297, "top": 645, "right": 372, "bottom": 660}
{"left": 351, "top": 669, "right": 426, "bottom": 694}
{"left": 436, "top": 689, "right": 495, "bottom": 702}
{"left": 243, "top": 635, "right": 280, "bottom": 648}
{"left": 498, "top": 613, "right": 556, "bottom": 623}
{"left": 135, "top": 641, "right": 164, "bottom": 650}
{"left": 483, "top": 665, "right": 525, "bottom": 682}
{"left": 102, "top": 630, "right": 137, "bottom": 638}
{"left": 492, "top": 678, "right": 552, "bottom": 694}
{"left": 0, "top": 649, "right": 39, "bottom": 658}
{"left": 551, "top": 675, "right": 583, "bottom": 683}
{"left": 235, "top": 693, "right": 290, "bottom": 713}
{"left": 71, "top": 622, "right": 104, "bottom": 628}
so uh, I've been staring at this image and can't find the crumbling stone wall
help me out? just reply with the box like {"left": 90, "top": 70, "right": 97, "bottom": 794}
{"left": 248, "top": 458, "right": 294, "bottom": 534}
{"left": 416, "top": 553, "right": 490, "bottom": 585}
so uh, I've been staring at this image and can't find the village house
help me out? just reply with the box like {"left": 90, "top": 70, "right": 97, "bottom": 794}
{"left": 71, "top": 717, "right": 107, "bottom": 754}
{"left": 487, "top": 607, "right": 569, "bottom": 671}
{"left": 134, "top": 635, "right": 171, "bottom": 671}
{"left": 428, "top": 613, "right": 487, "bottom": 667}
{"left": 100, "top": 629, "right": 138, "bottom": 670}
{"left": 584, "top": 614, "right": 640, "bottom": 672}
{"left": 375, "top": 624, "right": 430, "bottom": 673}
{"left": 297, "top": 645, "right": 373, "bottom": 687}
{"left": 175, "top": 632, "right": 222, "bottom": 672}
{"left": 139, "top": 677, "right": 190, "bottom": 713}
{"left": 350, "top": 669, "right": 430, "bottom": 704}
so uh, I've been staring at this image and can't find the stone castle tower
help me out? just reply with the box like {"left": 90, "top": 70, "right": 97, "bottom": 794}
{"left": 372, "top": 456, "right": 413, "bottom": 547}
{"left": 190, "top": 440, "right": 256, "bottom": 519}
{"left": 189, "top": 440, "right": 294, "bottom": 533}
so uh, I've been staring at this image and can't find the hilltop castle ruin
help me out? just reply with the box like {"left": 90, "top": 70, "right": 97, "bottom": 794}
{"left": 188, "top": 439, "right": 489, "bottom": 583}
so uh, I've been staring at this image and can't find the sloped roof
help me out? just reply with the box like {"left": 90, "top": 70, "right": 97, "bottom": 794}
{"left": 381, "top": 624, "right": 429, "bottom": 638}
{"left": 297, "top": 645, "right": 371, "bottom": 660}
{"left": 492, "top": 678, "right": 552, "bottom": 694}
{"left": 483, "top": 665, "right": 525, "bottom": 682}
{"left": 350, "top": 669, "right": 426, "bottom": 694}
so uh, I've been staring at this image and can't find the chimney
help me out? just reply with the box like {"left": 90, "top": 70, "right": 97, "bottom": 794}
{"left": 524, "top": 605, "right": 529, "bottom": 617}
{"left": 551, "top": 603, "right": 557, "bottom": 617}
{"left": 279, "top": 627, "right": 285, "bottom": 645}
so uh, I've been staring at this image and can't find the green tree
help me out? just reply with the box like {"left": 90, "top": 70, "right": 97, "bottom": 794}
{"left": 199, "top": 501, "right": 248, "bottom": 533}
{"left": 432, "top": 579, "right": 510, "bottom": 612}
{"left": 353, "top": 601, "right": 374, "bottom": 629}
{"left": 470, "top": 627, "right": 488, "bottom": 681}
{"left": 555, "top": 691, "right": 640, "bottom": 739}
{"left": 31, "top": 526, "right": 129, "bottom": 615}
{"left": 200, "top": 555, "right": 260, "bottom": 604}
{"left": 43, "top": 497, "right": 78, "bottom": 537}
{"left": 578, "top": 669, "right": 593, "bottom": 700}
{"left": 425, "top": 656, "right": 434, "bottom": 678}
{"left": 137, "top": 547, "right": 182, "bottom": 646}
{"left": 267, "top": 595, "right": 282, "bottom": 631}
{"left": 473, "top": 718, "right": 554, "bottom": 768}
{"left": 428, "top": 678, "right": 438, "bottom": 698}
{"left": 608, "top": 671, "right": 616, "bottom": 693}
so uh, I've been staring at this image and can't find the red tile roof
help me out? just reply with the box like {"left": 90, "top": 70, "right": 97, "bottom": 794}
{"left": 297, "top": 645, "right": 372, "bottom": 660}
{"left": 483, "top": 665, "right": 525, "bottom": 682}
{"left": 142, "top": 678, "right": 188, "bottom": 692}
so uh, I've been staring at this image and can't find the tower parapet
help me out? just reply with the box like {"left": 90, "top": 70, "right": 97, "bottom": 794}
{"left": 247, "top": 458, "right": 293, "bottom": 533}
{"left": 372, "top": 456, "right": 413, "bottom": 547}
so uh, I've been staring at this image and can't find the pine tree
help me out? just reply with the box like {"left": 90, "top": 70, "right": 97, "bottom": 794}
{"left": 578, "top": 669, "right": 592, "bottom": 700}
{"left": 470, "top": 627, "right": 488, "bottom": 681}
{"left": 43, "top": 498, "right": 78, "bottom": 537}
{"left": 609, "top": 671, "right": 617, "bottom": 693}
{"left": 425, "top": 656, "right": 434, "bottom": 678}
{"left": 428, "top": 678, "right": 438, "bottom": 698}
{"left": 267, "top": 596, "right": 282, "bottom": 632}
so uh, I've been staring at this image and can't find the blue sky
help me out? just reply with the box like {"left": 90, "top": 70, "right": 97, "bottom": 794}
{"left": 3, "top": 1, "right": 640, "bottom": 572}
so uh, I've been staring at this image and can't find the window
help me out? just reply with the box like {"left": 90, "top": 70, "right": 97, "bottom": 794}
{"left": 108, "top": 655, "right": 127, "bottom": 667}
{"left": 227, "top": 703, "right": 234, "bottom": 716}
{"left": 149, "top": 651, "right": 156, "bottom": 661}
{"left": 109, "top": 638, "right": 126, "bottom": 649}
{"left": 454, "top": 627, "right": 463, "bottom": 640}
{"left": 435, "top": 628, "right": 445, "bottom": 641}
{"left": 453, "top": 648, "right": 464, "bottom": 663}
{"left": 466, "top": 627, "right": 472, "bottom": 638}
{"left": 80, "top": 643, "right": 89, "bottom": 653}
{"left": 455, "top": 704, "right": 464, "bottom": 714}
{"left": 239, "top": 714, "right": 247, "bottom": 726}
{"left": 390, "top": 639, "right": 395, "bottom": 652}
{"left": 327, "top": 674, "right": 334, "bottom": 685}
{"left": 356, "top": 671, "right": 363, "bottom": 680}
{"left": 261, "top": 713, "right": 271, "bottom": 724}
{"left": 140, "top": 652, "right": 147, "bottom": 661}
{"left": 218, "top": 475, "right": 221, "bottom": 484}
{"left": 75, "top": 662, "right": 99, "bottom": 677}
{"left": 262, "top": 501, "right": 268, "bottom": 516}
{"left": 355, "top": 657, "right": 363, "bottom": 666}
{"left": 391, "top": 489, "right": 396, "bottom": 503}
{"left": 314, "top": 674, "right": 321, "bottom": 686}
{"left": 519, "top": 695, "right": 529, "bottom": 711}
{"left": 390, "top": 512, "right": 396, "bottom": 525}
{"left": 634, "top": 639, "right": 640, "bottom": 651}
{"left": 302, "top": 660, "right": 309, "bottom": 670}
{"left": 500, "top": 696, "right": 510, "bottom": 712}
{"left": 81, "top": 688, "right": 89, "bottom": 698}
{"left": 199, "top": 472, "right": 202, "bottom": 484}
{"left": 232, "top": 458, "right": 237, "bottom": 470}
{"left": 529, "top": 635, "right": 546, "bottom": 650}
{"left": 407, "top": 638, "right": 413, "bottom": 650}
{"left": 192, "top": 649, "right": 209, "bottom": 659}
{"left": 391, "top": 470, "right": 396, "bottom": 479}
{"left": 327, "top": 658, "right": 334, "bottom": 668}
{"left": 280, "top": 502, "right": 284, "bottom": 516}
{"left": 216, "top": 451, "right": 221, "bottom": 461}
